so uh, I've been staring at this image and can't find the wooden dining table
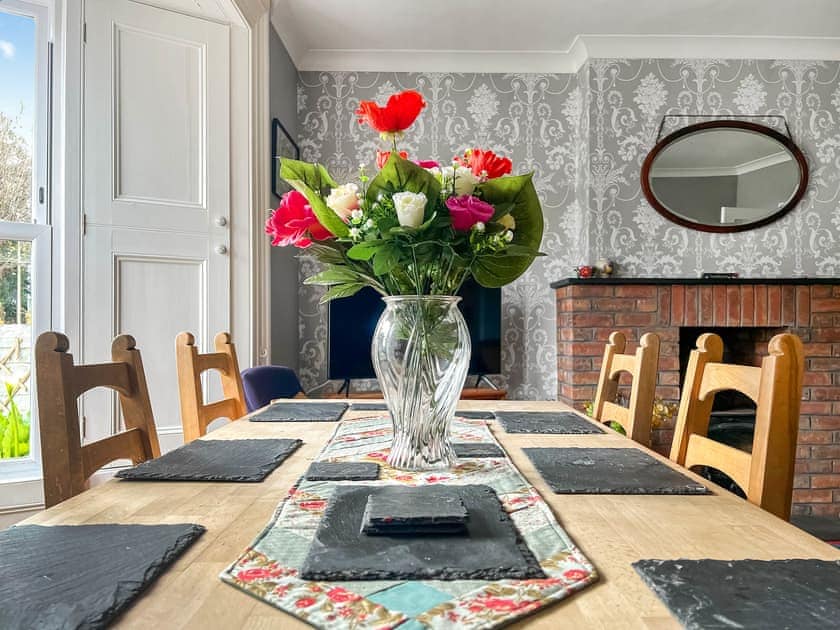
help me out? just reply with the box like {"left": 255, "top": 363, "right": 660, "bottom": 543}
{"left": 23, "top": 400, "right": 840, "bottom": 628}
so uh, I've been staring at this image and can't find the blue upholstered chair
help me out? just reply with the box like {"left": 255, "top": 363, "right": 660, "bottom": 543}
{"left": 240, "top": 365, "right": 304, "bottom": 412}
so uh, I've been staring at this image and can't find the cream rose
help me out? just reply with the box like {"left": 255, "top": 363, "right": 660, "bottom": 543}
{"left": 498, "top": 213, "right": 516, "bottom": 230}
{"left": 428, "top": 165, "right": 480, "bottom": 197}
{"left": 326, "top": 183, "right": 360, "bottom": 221}
{"left": 392, "top": 191, "right": 427, "bottom": 228}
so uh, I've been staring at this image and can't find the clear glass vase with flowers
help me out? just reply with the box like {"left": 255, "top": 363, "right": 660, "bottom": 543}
{"left": 266, "top": 89, "right": 545, "bottom": 470}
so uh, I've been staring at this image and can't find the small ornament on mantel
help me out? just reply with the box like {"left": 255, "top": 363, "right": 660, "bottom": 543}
{"left": 596, "top": 258, "right": 615, "bottom": 276}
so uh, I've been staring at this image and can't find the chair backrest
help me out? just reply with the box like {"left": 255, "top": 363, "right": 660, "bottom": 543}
{"left": 176, "top": 331, "right": 247, "bottom": 442}
{"left": 36, "top": 332, "right": 161, "bottom": 508}
{"left": 592, "top": 331, "right": 661, "bottom": 446}
{"left": 241, "top": 365, "right": 304, "bottom": 412}
{"left": 670, "top": 332, "right": 804, "bottom": 519}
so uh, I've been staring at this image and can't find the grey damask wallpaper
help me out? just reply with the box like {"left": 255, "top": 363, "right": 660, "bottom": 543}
{"left": 293, "top": 60, "right": 840, "bottom": 399}
{"left": 586, "top": 59, "right": 840, "bottom": 277}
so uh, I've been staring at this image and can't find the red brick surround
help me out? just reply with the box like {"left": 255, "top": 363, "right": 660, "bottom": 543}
{"left": 555, "top": 281, "right": 840, "bottom": 517}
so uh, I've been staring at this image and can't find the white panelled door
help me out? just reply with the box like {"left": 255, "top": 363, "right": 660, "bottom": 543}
{"left": 82, "top": 0, "right": 231, "bottom": 451}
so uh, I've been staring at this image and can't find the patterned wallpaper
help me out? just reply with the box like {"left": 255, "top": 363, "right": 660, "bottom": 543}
{"left": 586, "top": 59, "right": 840, "bottom": 277}
{"left": 294, "top": 60, "right": 840, "bottom": 399}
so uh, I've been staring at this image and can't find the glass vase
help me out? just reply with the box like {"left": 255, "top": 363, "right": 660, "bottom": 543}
{"left": 371, "top": 295, "right": 471, "bottom": 470}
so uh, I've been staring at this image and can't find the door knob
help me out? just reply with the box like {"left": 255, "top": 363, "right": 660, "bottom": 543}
{"left": 215, "top": 244, "right": 228, "bottom": 255}
{"left": 215, "top": 216, "right": 228, "bottom": 227}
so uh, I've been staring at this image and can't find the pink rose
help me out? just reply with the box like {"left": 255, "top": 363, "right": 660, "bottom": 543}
{"left": 265, "top": 190, "right": 332, "bottom": 248}
{"left": 445, "top": 195, "right": 495, "bottom": 231}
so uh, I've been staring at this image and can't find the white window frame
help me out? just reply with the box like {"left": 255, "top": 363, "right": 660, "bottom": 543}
{"left": 0, "top": 0, "right": 53, "bottom": 496}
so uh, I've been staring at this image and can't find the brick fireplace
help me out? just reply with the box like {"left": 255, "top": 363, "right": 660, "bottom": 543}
{"left": 553, "top": 278, "right": 840, "bottom": 517}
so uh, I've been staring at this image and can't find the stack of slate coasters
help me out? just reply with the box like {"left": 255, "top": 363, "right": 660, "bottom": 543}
{"left": 361, "top": 486, "right": 469, "bottom": 535}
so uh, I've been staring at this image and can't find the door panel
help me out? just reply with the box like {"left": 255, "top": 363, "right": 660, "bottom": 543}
{"left": 82, "top": 0, "right": 230, "bottom": 449}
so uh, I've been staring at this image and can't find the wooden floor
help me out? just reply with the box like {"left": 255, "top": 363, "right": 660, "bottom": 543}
{"left": 22, "top": 400, "right": 840, "bottom": 629}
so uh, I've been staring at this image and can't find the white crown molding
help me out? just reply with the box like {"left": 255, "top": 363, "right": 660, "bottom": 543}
{"left": 268, "top": 13, "right": 840, "bottom": 74}
{"left": 652, "top": 150, "right": 792, "bottom": 178}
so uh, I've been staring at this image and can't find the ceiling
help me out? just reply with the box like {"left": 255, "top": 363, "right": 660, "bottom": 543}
{"left": 270, "top": 0, "right": 840, "bottom": 72}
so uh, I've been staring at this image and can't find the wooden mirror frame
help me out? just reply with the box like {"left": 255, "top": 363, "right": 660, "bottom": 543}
{"left": 640, "top": 120, "right": 809, "bottom": 233}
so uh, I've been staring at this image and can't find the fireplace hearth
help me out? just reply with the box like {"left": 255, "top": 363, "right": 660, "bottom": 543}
{"left": 553, "top": 277, "right": 840, "bottom": 517}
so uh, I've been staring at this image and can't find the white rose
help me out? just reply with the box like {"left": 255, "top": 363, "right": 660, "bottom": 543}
{"left": 326, "top": 183, "right": 360, "bottom": 221}
{"left": 452, "top": 166, "right": 479, "bottom": 196}
{"left": 428, "top": 166, "right": 479, "bottom": 197}
{"left": 392, "top": 191, "right": 427, "bottom": 228}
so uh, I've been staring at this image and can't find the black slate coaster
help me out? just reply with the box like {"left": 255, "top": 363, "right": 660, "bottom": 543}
{"left": 456, "top": 410, "right": 496, "bottom": 419}
{"left": 453, "top": 442, "right": 505, "bottom": 458}
{"left": 349, "top": 402, "right": 388, "bottom": 411}
{"left": 634, "top": 559, "right": 840, "bottom": 630}
{"left": 116, "top": 438, "right": 302, "bottom": 482}
{"left": 496, "top": 411, "right": 605, "bottom": 434}
{"left": 0, "top": 523, "right": 204, "bottom": 630}
{"left": 249, "top": 401, "right": 348, "bottom": 422}
{"left": 300, "top": 484, "right": 545, "bottom": 581}
{"left": 523, "top": 447, "right": 709, "bottom": 495}
{"left": 305, "top": 461, "right": 380, "bottom": 481}
{"left": 361, "top": 486, "right": 469, "bottom": 535}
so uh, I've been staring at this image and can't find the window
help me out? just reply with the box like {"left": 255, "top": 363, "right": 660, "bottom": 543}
{"left": 0, "top": 0, "right": 51, "bottom": 482}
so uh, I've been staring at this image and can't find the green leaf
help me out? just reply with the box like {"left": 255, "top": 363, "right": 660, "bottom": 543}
{"left": 367, "top": 153, "right": 441, "bottom": 215}
{"left": 347, "top": 240, "right": 384, "bottom": 261}
{"left": 472, "top": 174, "right": 544, "bottom": 287}
{"left": 304, "top": 266, "right": 365, "bottom": 286}
{"left": 279, "top": 158, "right": 349, "bottom": 238}
{"left": 373, "top": 244, "right": 401, "bottom": 276}
{"left": 304, "top": 243, "right": 347, "bottom": 265}
{"left": 319, "top": 283, "right": 365, "bottom": 304}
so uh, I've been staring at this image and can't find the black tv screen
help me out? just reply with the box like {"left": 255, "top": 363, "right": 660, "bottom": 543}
{"left": 328, "top": 280, "right": 501, "bottom": 380}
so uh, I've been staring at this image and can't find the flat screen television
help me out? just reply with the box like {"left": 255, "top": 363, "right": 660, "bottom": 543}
{"left": 328, "top": 280, "right": 501, "bottom": 381}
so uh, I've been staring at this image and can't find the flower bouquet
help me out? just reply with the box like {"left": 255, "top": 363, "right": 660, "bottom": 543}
{"left": 267, "top": 89, "right": 544, "bottom": 470}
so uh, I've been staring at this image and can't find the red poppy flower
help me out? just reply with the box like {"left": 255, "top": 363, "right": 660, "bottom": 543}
{"left": 376, "top": 149, "right": 408, "bottom": 169}
{"left": 455, "top": 148, "right": 513, "bottom": 179}
{"left": 265, "top": 190, "right": 332, "bottom": 248}
{"left": 356, "top": 90, "right": 426, "bottom": 134}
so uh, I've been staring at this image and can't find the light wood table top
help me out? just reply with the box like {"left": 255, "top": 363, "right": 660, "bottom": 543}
{"left": 23, "top": 400, "right": 840, "bottom": 629}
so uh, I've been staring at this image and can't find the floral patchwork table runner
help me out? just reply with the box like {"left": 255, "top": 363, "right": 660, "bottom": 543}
{"left": 220, "top": 415, "right": 598, "bottom": 629}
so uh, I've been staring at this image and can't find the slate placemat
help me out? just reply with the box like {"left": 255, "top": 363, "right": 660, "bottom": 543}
{"left": 0, "top": 523, "right": 204, "bottom": 630}
{"left": 496, "top": 411, "right": 605, "bottom": 434}
{"left": 249, "top": 401, "right": 348, "bottom": 422}
{"left": 304, "top": 461, "right": 380, "bottom": 481}
{"left": 634, "top": 558, "right": 840, "bottom": 630}
{"left": 524, "top": 447, "right": 709, "bottom": 494}
{"left": 117, "top": 438, "right": 302, "bottom": 482}
{"left": 349, "top": 402, "right": 388, "bottom": 411}
{"left": 456, "top": 410, "right": 496, "bottom": 419}
{"left": 453, "top": 442, "right": 505, "bottom": 458}
{"left": 300, "top": 484, "right": 545, "bottom": 581}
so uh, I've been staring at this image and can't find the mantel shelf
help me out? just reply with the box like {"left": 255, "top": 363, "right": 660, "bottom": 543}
{"left": 551, "top": 277, "right": 840, "bottom": 289}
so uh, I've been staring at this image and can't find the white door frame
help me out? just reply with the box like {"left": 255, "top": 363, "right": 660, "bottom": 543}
{"left": 1, "top": 0, "right": 270, "bottom": 516}
{"left": 59, "top": 0, "right": 270, "bottom": 364}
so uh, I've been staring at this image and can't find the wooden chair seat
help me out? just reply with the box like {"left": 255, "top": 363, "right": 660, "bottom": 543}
{"left": 176, "top": 331, "right": 247, "bottom": 442}
{"left": 592, "top": 331, "right": 661, "bottom": 446}
{"left": 36, "top": 332, "right": 161, "bottom": 508}
{"left": 670, "top": 332, "right": 804, "bottom": 519}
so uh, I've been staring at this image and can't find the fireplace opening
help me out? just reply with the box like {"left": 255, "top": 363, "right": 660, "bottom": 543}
{"left": 678, "top": 326, "right": 784, "bottom": 497}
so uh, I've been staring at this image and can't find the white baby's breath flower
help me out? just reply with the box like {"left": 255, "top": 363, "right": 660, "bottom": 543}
{"left": 349, "top": 227, "right": 361, "bottom": 239}
{"left": 365, "top": 219, "right": 374, "bottom": 229}
{"left": 503, "top": 230, "right": 514, "bottom": 242}
{"left": 473, "top": 221, "right": 486, "bottom": 233}
{"left": 351, "top": 208, "right": 364, "bottom": 221}
{"left": 392, "top": 191, "right": 427, "bottom": 228}
{"left": 326, "top": 183, "right": 360, "bottom": 221}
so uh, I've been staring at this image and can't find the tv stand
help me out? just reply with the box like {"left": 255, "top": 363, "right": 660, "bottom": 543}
{"left": 323, "top": 380, "right": 507, "bottom": 400}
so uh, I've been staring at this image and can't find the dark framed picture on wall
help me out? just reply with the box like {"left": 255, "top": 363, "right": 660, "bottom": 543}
{"left": 271, "top": 118, "right": 300, "bottom": 200}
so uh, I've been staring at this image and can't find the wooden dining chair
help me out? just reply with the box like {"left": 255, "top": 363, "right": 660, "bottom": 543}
{"left": 176, "top": 331, "right": 247, "bottom": 443}
{"left": 36, "top": 332, "right": 161, "bottom": 508}
{"left": 670, "top": 332, "right": 804, "bottom": 520}
{"left": 592, "top": 331, "right": 661, "bottom": 446}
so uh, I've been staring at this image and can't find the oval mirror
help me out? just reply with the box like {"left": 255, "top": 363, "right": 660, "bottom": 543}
{"left": 641, "top": 121, "right": 808, "bottom": 233}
